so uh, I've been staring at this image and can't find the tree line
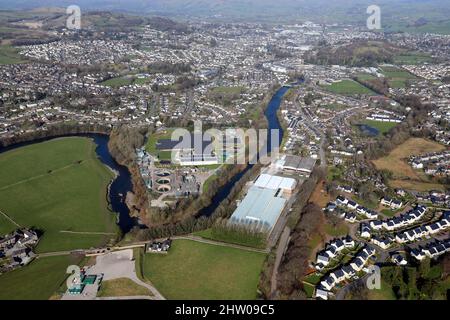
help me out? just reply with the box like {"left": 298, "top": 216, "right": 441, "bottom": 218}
{"left": 0, "top": 122, "right": 111, "bottom": 148}
{"left": 258, "top": 166, "right": 326, "bottom": 299}
{"left": 276, "top": 203, "right": 325, "bottom": 299}
{"left": 108, "top": 124, "right": 151, "bottom": 218}
{"left": 363, "top": 94, "right": 435, "bottom": 160}
{"left": 210, "top": 218, "right": 268, "bottom": 249}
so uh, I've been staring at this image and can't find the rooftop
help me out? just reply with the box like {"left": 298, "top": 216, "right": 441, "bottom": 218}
{"left": 230, "top": 186, "right": 287, "bottom": 231}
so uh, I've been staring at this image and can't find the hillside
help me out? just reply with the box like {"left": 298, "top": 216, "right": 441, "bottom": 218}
{"left": 0, "top": 9, "right": 189, "bottom": 45}
{"left": 305, "top": 41, "right": 404, "bottom": 67}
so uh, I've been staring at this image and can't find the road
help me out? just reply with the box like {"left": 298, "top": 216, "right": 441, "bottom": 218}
{"left": 174, "top": 235, "right": 269, "bottom": 253}
{"left": 264, "top": 85, "right": 329, "bottom": 298}
{"left": 270, "top": 227, "right": 291, "bottom": 299}
{"left": 295, "top": 95, "right": 327, "bottom": 167}
{"left": 37, "top": 234, "right": 269, "bottom": 259}
{"left": 59, "top": 230, "right": 116, "bottom": 235}
{"left": 38, "top": 251, "right": 73, "bottom": 258}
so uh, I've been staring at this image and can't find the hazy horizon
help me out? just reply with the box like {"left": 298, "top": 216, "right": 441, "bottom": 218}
{"left": 1, "top": 0, "right": 450, "bottom": 24}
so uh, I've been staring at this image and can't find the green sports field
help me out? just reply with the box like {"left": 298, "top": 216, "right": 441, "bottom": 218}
{"left": 322, "top": 80, "right": 374, "bottom": 95}
{"left": 381, "top": 66, "right": 417, "bottom": 88}
{"left": 0, "top": 137, "right": 118, "bottom": 253}
{"left": 101, "top": 76, "right": 134, "bottom": 87}
{"left": 140, "top": 239, "right": 266, "bottom": 300}
{"left": 145, "top": 128, "right": 178, "bottom": 162}
{"left": 363, "top": 119, "right": 399, "bottom": 134}
{"left": 393, "top": 52, "right": 433, "bottom": 65}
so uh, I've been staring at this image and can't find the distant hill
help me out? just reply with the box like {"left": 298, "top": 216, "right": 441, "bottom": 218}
{"left": 0, "top": 0, "right": 449, "bottom": 20}
{"left": 0, "top": 0, "right": 449, "bottom": 33}
{"left": 0, "top": 9, "right": 189, "bottom": 45}
{"left": 29, "top": 6, "right": 65, "bottom": 14}
{"left": 0, "top": 9, "right": 188, "bottom": 33}
{"left": 305, "top": 40, "right": 404, "bottom": 67}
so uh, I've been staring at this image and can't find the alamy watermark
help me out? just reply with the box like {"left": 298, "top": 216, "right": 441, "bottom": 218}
{"left": 66, "top": 265, "right": 81, "bottom": 288}
{"left": 366, "top": 4, "right": 381, "bottom": 30}
{"left": 366, "top": 265, "right": 381, "bottom": 290}
{"left": 169, "top": 121, "right": 281, "bottom": 165}
{"left": 66, "top": 5, "right": 81, "bottom": 30}
{"left": 367, "top": 5, "right": 381, "bottom": 30}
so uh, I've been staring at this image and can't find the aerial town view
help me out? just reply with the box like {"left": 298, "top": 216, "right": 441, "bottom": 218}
{"left": 0, "top": 0, "right": 449, "bottom": 311}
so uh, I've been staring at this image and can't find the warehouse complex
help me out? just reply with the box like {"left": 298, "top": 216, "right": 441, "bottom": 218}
{"left": 230, "top": 173, "right": 297, "bottom": 232}
{"left": 274, "top": 154, "right": 316, "bottom": 177}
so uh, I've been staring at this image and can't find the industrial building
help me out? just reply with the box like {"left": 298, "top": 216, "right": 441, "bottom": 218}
{"left": 156, "top": 132, "right": 219, "bottom": 166}
{"left": 230, "top": 174, "right": 297, "bottom": 232}
{"left": 275, "top": 154, "right": 316, "bottom": 177}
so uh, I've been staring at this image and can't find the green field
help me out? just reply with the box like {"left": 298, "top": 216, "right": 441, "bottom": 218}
{"left": 101, "top": 76, "right": 134, "bottom": 87}
{"left": 303, "top": 282, "right": 315, "bottom": 298}
{"left": 0, "top": 255, "right": 81, "bottom": 300}
{"left": 381, "top": 208, "right": 403, "bottom": 217}
{"left": 0, "top": 45, "right": 26, "bottom": 65}
{"left": 0, "top": 137, "right": 118, "bottom": 253}
{"left": 366, "top": 280, "right": 397, "bottom": 300}
{"left": 210, "top": 86, "right": 246, "bottom": 95}
{"left": 324, "top": 222, "right": 349, "bottom": 237}
{"left": 101, "top": 75, "right": 151, "bottom": 88}
{"left": 194, "top": 227, "right": 266, "bottom": 249}
{"left": 327, "top": 166, "right": 345, "bottom": 182}
{"left": 145, "top": 129, "right": 185, "bottom": 163}
{"left": 98, "top": 278, "right": 151, "bottom": 297}
{"left": 145, "top": 129, "right": 175, "bottom": 155}
{"left": 304, "top": 273, "right": 322, "bottom": 286}
{"left": 393, "top": 52, "right": 433, "bottom": 65}
{"left": 356, "top": 73, "right": 377, "bottom": 81}
{"left": 202, "top": 174, "right": 218, "bottom": 193}
{"left": 140, "top": 239, "right": 266, "bottom": 299}
{"left": 157, "top": 150, "right": 173, "bottom": 161}
{"left": 0, "top": 214, "right": 17, "bottom": 235}
{"left": 133, "top": 77, "right": 150, "bottom": 85}
{"left": 308, "top": 233, "right": 323, "bottom": 250}
{"left": 363, "top": 119, "right": 398, "bottom": 134}
{"left": 381, "top": 66, "right": 417, "bottom": 88}
{"left": 322, "top": 80, "right": 374, "bottom": 95}
{"left": 387, "top": 20, "right": 450, "bottom": 35}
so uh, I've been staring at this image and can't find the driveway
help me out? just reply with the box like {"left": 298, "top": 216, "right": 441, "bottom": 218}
{"left": 63, "top": 249, "right": 165, "bottom": 300}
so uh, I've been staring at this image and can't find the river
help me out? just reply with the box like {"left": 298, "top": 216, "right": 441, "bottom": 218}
{"left": 0, "top": 80, "right": 301, "bottom": 233}
{"left": 90, "top": 135, "right": 138, "bottom": 233}
{"left": 197, "top": 80, "right": 302, "bottom": 218}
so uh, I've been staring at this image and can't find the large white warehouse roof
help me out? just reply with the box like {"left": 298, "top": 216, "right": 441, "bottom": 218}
{"left": 254, "top": 173, "right": 296, "bottom": 191}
